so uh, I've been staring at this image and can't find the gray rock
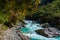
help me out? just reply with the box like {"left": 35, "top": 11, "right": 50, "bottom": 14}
{"left": 0, "top": 22, "right": 30, "bottom": 40}
{"left": 35, "top": 27, "right": 60, "bottom": 38}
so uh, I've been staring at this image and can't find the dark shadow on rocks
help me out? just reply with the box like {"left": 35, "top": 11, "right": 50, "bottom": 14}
{"left": 48, "top": 16, "right": 60, "bottom": 30}
{"left": 3, "top": 21, "right": 13, "bottom": 28}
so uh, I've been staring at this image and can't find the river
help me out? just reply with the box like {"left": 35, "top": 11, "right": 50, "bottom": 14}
{"left": 20, "top": 20, "right": 60, "bottom": 40}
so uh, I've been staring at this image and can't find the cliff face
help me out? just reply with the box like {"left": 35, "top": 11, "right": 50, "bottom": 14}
{"left": 0, "top": 22, "right": 30, "bottom": 40}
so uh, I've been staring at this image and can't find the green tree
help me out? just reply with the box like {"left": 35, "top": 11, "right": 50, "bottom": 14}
{"left": 0, "top": 0, "right": 41, "bottom": 27}
{"left": 37, "top": 0, "right": 60, "bottom": 23}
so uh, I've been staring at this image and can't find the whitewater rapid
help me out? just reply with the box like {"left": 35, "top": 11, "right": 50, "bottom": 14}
{"left": 20, "top": 20, "right": 60, "bottom": 40}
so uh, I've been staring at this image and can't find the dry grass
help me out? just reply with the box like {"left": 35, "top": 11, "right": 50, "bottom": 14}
{"left": 0, "top": 24, "right": 9, "bottom": 35}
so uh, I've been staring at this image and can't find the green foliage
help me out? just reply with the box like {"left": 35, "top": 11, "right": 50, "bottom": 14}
{"left": 0, "top": 10, "right": 9, "bottom": 24}
{"left": 0, "top": 0, "right": 41, "bottom": 27}
{"left": 25, "top": 0, "right": 60, "bottom": 23}
{"left": 0, "top": 0, "right": 60, "bottom": 28}
{"left": 33, "top": 0, "right": 60, "bottom": 23}
{"left": 39, "top": 0, "right": 60, "bottom": 17}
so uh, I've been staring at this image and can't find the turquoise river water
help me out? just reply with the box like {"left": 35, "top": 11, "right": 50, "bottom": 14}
{"left": 20, "top": 20, "right": 60, "bottom": 40}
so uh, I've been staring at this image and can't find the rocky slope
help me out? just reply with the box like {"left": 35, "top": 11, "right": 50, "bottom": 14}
{"left": 0, "top": 22, "right": 30, "bottom": 40}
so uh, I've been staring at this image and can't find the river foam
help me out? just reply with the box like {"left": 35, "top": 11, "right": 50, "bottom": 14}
{"left": 20, "top": 20, "right": 60, "bottom": 40}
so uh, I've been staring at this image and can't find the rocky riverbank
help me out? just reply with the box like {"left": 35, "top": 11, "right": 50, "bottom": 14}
{"left": 35, "top": 27, "right": 60, "bottom": 38}
{"left": 35, "top": 23, "right": 60, "bottom": 38}
{"left": 0, "top": 22, "right": 30, "bottom": 40}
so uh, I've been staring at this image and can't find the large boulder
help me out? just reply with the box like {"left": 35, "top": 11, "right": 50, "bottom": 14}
{"left": 35, "top": 27, "right": 60, "bottom": 38}
{"left": 35, "top": 29, "right": 49, "bottom": 37}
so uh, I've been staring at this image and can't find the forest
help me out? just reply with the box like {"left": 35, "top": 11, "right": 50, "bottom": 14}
{"left": 0, "top": 0, "right": 60, "bottom": 29}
